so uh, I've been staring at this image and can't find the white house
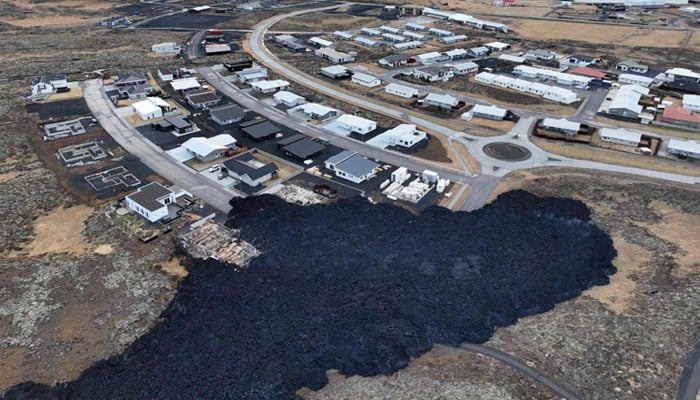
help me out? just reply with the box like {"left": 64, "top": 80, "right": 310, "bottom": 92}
{"left": 325, "top": 150, "right": 380, "bottom": 184}
{"left": 543, "top": 87, "right": 578, "bottom": 104}
{"left": 508, "top": 78, "right": 533, "bottom": 92}
{"left": 414, "top": 66, "right": 454, "bottom": 82}
{"left": 392, "top": 41, "right": 423, "bottom": 50}
{"left": 618, "top": 73, "right": 654, "bottom": 87}
{"left": 403, "top": 31, "right": 425, "bottom": 40}
{"left": 382, "top": 33, "right": 406, "bottom": 43}
{"left": 351, "top": 73, "right": 382, "bottom": 88}
{"left": 360, "top": 27, "right": 382, "bottom": 36}
{"left": 354, "top": 36, "right": 380, "bottom": 47}
{"left": 385, "top": 83, "right": 419, "bottom": 98}
{"left": 682, "top": 94, "right": 700, "bottom": 111}
{"left": 335, "top": 114, "right": 377, "bottom": 135}
{"left": 405, "top": 22, "right": 427, "bottom": 30}
{"left": 449, "top": 61, "right": 478, "bottom": 75}
{"left": 235, "top": 66, "right": 268, "bottom": 83}
{"left": 31, "top": 75, "right": 68, "bottom": 96}
{"left": 475, "top": 72, "right": 497, "bottom": 85}
{"left": 125, "top": 182, "right": 191, "bottom": 223}
{"left": 668, "top": 139, "right": 700, "bottom": 159}
{"left": 132, "top": 99, "right": 163, "bottom": 120}
{"left": 250, "top": 79, "right": 290, "bottom": 93}
{"left": 498, "top": 54, "right": 527, "bottom": 64}
{"left": 542, "top": 117, "right": 581, "bottom": 136}
{"left": 491, "top": 75, "right": 514, "bottom": 88}
{"left": 334, "top": 31, "right": 354, "bottom": 40}
{"left": 181, "top": 134, "right": 237, "bottom": 163}
{"left": 380, "top": 124, "right": 427, "bottom": 147}
{"left": 664, "top": 68, "right": 700, "bottom": 82}
{"left": 599, "top": 127, "right": 642, "bottom": 147}
{"left": 315, "top": 47, "right": 355, "bottom": 64}
{"left": 468, "top": 46, "right": 490, "bottom": 57}
{"left": 289, "top": 103, "right": 339, "bottom": 120}
{"left": 527, "top": 82, "right": 550, "bottom": 96}
{"left": 151, "top": 42, "right": 181, "bottom": 53}
{"left": 321, "top": 65, "right": 351, "bottom": 79}
{"left": 440, "top": 35, "right": 468, "bottom": 44}
{"left": 484, "top": 41, "right": 510, "bottom": 52}
{"left": 566, "top": 54, "right": 599, "bottom": 66}
{"left": 444, "top": 48, "right": 469, "bottom": 60}
{"left": 379, "top": 25, "right": 401, "bottom": 33}
{"left": 170, "top": 77, "right": 201, "bottom": 92}
{"left": 615, "top": 60, "right": 649, "bottom": 74}
{"left": 470, "top": 104, "right": 507, "bottom": 120}
{"left": 309, "top": 37, "right": 335, "bottom": 48}
{"left": 274, "top": 91, "right": 305, "bottom": 107}
{"left": 428, "top": 28, "right": 453, "bottom": 36}
{"left": 379, "top": 54, "right": 409, "bottom": 68}
{"left": 608, "top": 84, "right": 649, "bottom": 118}
{"left": 415, "top": 51, "right": 444, "bottom": 65}
{"left": 526, "top": 49, "right": 556, "bottom": 60}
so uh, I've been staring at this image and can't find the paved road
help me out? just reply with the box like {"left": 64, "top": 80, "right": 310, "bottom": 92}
{"left": 81, "top": 79, "right": 235, "bottom": 213}
{"left": 460, "top": 343, "right": 582, "bottom": 400}
{"left": 678, "top": 340, "right": 700, "bottom": 400}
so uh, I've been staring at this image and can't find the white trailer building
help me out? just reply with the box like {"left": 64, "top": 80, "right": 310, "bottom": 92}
{"left": 309, "top": 37, "right": 335, "bottom": 48}
{"left": 392, "top": 41, "right": 423, "bottom": 50}
{"left": 385, "top": 83, "right": 419, "bottom": 98}
{"left": 618, "top": 73, "right": 654, "bottom": 87}
{"left": 250, "top": 79, "right": 290, "bottom": 93}
{"left": 668, "top": 139, "right": 700, "bottom": 159}
{"left": 151, "top": 42, "right": 181, "bottom": 53}
{"left": 599, "top": 127, "right": 642, "bottom": 147}
{"left": 424, "top": 92, "right": 459, "bottom": 108}
{"left": 335, "top": 114, "right": 377, "bottom": 135}
{"left": 543, "top": 86, "right": 578, "bottom": 104}
{"left": 351, "top": 73, "right": 382, "bottom": 88}
{"left": 683, "top": 94, "right": 700, "bottom": 111}
{"left": 132, "top": 99, "right": 163, "bottom": 120}
{"left": 381, "top": 124, "right": 427, "bottom": 147}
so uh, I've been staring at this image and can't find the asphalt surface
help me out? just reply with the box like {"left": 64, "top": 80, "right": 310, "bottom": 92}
{"left": 81, "top": 79, "right": 236, "bottom": 213}
{"left": 459, "top": 343, "right": 582, "bottom": 400}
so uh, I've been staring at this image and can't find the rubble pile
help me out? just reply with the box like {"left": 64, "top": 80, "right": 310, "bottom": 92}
{"left": 180, "top": 221, "right": 259, "bottom": 268}
{"left": 3, "top": 190, "right": 616, "bottom": 400}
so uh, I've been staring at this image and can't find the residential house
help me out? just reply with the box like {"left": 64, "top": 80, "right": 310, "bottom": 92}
{"left": 470, "top": 104, "right": 507, "bottom": 120}
{"left": 543, "top": 87, "right": 578, "bottom": 104}
{"left": 618, "top": 74, "right": 654, "bottom": 87}
{"left": 324, "top": 150, "right": 380, "bottom": 183}
{"left": 668, "top": 139, "right": 700, "bottom": 159}
{"left": 289, "top": 103, "right": 339, "bottom": 121}
{"left": 379, "top": 25, "right": 401, "bottom": 34}
{"left": 385, "top": 83, "right": 419, "bottom": 98}
{"left": 403, "top": 31, "right": 425, "bottom": 41}
{"left": 125, "top": 182, "right": 191, "bottom": 223}
{"left": 119, "top": 83, "right": 155, "bottom": 100}
{"left": 608, "top": 84, "right": 649, "bottom": 119}
{"left": 351, "top": 73, "right": 382, "bottom": 88}
{"left": 353, "top": 36, "right": 380, "bottom": 47}
{"left": 100, "top": 16, "right": 131, "bottom": 27}
{"left": 444, "top": 48, "right": 469, "bottom": 61}
{"left": 682, "top": 94, "right": 700, "bottom": 111}
{"left": 209, "top": 104, "right": 245, "bottom": 125}
{"left": 277, "top": 134, "right": 325, "bottom": 160}
{"left": 428, "top": 28, "right": 453, "bottom": 37}
{"left": 273, "top": 91, "right": 306, "bottom": 107}
{"left": 223, "top": 152, "right": 278, "bottom": 187}
{"left": 468, "top": 46, "right": 490, "bottom": 57}
{"left": 114, "top": 72, "right": 147, "bottom": 87}
{"left": 31, "top": 75, "right": 69, "bottom": 96}
{"left": 309, "top": 37, "right": 335, "bottom": 48}
{"left": 380, "top": 124, "right": 428, "bottom": 147}
{"left": 132, "top": 99, "right": 163, "bottom": 120}
{"left": 315, "top": 47, "right": 355, "bottom": 64}
{"left": 360, "top": 27, "right": 382, "bottom": 36}
{"left": 484, "top": 41, "right": 510, "bottom": 52}
{"left": 565, "top": 54, "right": 599, "bottom": 66}
{"left": 170, "top": 77, "right": 201, "bottom": 92}
{"left": 449, "top": 61, "right": 478, "bottom": 74}
{"left": 382, "top": 33, "right": 406, "bottom": 43}
{"left": 235, "top": 66, "right": 268, "bottom": 83}
{"left": 414, "top": 66, "right": 454, "bottom": 82}
{"left": 334, "top": 31, "right": 354, "bottom": 40}
{"left": 240, "top": 120, "right": 281, "bottom": 141}
{"left": 392, "top": 41, "right": 423, "bottom": 50}
{"left": 181, "top": 134, "right": 237, "bottom": 162}
{"left": 615, "top": 60, "right": 649, "bottom": 74}
{"left": 424, "top": 92, "right": 460, "bottom": 109}
{"left": 379, "top": 54, "right": 409, "bottom": 68}
{"left": 250, "top": 79, "right": 290, "bottom": 94}
{"left": 321, "top": 65, "right": 351, "bottom": 79}
{"left": 525, "top": 49, "right": 556, "bottom": 61}
{"left": 440, "top": 35, "right": 468, "bottom": 44}
{"left": 335, "top": 114, "right": 377, "bottom": 135}
{"left": 542, "top": 117, "right": 581, "bottom": 136}
{"left": 660, "top": 106, "right": 700, "bottom": 129}
{"left": 415, "top": 51, "right": 446, "bottom": 65}
{"left": 186, "top": 90, "right": 221, "bottom": 109}
{"left": 599, "top": 127, "right": 642, "bottom": 146}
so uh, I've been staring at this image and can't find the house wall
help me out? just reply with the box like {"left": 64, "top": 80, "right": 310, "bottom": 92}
{"left": 669, "top": 148, "right": 700, "bottom": 159}
{"left": 386, "top": 86, "right": 416, "bottom": 98}
{"left": 351, "top": 76, "right": 381, "bottom": 87}
{"left": 125, "top": 197, "right": 168, "bottom": 223}
{"left": 335, "top": 169, "right": 373, "bottom": 184}
{"left": 600, "top": 135, "right": 639, "bottom": 146}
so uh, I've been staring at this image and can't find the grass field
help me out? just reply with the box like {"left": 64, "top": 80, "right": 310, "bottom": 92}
{"left": 532, "top": 137, "right": 700, "bottom": 177}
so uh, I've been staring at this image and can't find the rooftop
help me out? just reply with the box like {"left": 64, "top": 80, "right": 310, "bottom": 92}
{"left": 127, "top": 182, "right": 173, "bottom": 212}
{"left": 210, "top": 104, "right": 245, "bottom": 121}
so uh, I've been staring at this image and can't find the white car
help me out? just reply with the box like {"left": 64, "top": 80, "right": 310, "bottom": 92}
{"left": 208, "top": 165, "right": 220, "bottom": 173}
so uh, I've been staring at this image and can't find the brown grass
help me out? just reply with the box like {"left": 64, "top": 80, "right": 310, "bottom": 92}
{"left": 453, "top": 140, "right": 481, "bottom": 175}
{"left": 643, "top": 200, "right": 700, "bottom": 279}
{"left": 0, "top": 16, "right": 104, "bottom": 27}
{"left": 45, "top": 87, "right": 83, "bottom": 102}
{"left": 532, "top": 137, "right": 700, "bottom": 177}
{"left": 26, "top": 205, "right": 92, "bottom": 257}
{"left": 596, "top": 116, "right": 700, "bottom": 140}
{"left": 158, "top": 257, "right": 188, "bottom": 279}
{"left": 584, "top": 237, "right": 652, "bottom": 314}
{"left": 619, "top": 28, "right": 689, "bottom": 47}
{"left": 515, "top": 20, "right": 636, "bottom": 43}
{"left": 0, "top": 170, "right": 22, "bottom": 183}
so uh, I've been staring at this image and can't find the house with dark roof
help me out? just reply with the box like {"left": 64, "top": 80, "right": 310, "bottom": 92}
{"left": 31, "top": 75, "right": 68, "bottom": 96}
{"left": 118, "top": 83, "right": 155, "bottom": 100}
{"left": 223, "top": 152, "right": 278, "bottom": 187}
{"left": 565, "top": 54, "right": 599, "bottom": 67}
{"left": 324, "top": 150, "right": 380, "bottom": 183}
{"left": 474, "top": 57, "right": 510, "bottom": 72}
{"left": 186, "top": 90, "right": 221, "bottom": 109}
{"left": 125, "top": 182, "right": 192, "bottom": 223}
{"left": 240, "top": 119, "right": 281, "bottom": 141}
{"left": 114, "top": 73, "right": 148, "bottom": 87}
{"left": 209, "top": 104, "right": 245, "bottom": 125}
{"left": 166, "top": 116, "right": 196, "bottom": 135}
{"left": 277, "top": 134, "right": 325, "bottom": 160}
{"left": 379, "top": 53, "right": 409, "bottom": 68}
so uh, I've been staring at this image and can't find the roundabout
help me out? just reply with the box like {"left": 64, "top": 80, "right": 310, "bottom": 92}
{"left": 482, "top": 142, "right": 532, "bottom": 162}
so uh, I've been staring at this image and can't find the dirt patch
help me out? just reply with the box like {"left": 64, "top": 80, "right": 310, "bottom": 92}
{"left": 0, "top": 171, "right": 21, "bottom": 183}
{"left": 0, "top": 16, "right": 103, "bottom": 27}
{"left": 584, "top": 237, "right": 652, "bottom": 314}
{"left": 158, "top": 257, "right": 188, "bottom": 279}
{"left": 25, "top": 204, "right": 92, "bottom": 257}
{"left": 644, "top": 200, "right": 700, "bottom": 278}
{"left": 93, "top": 244, "right": 114, "bottom": 255}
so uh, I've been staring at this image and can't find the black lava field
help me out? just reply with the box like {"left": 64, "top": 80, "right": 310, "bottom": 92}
{"left": 4, "top": 191, "right": 617, "bottom": 400}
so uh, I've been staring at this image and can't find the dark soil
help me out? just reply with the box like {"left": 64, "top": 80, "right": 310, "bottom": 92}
{"left": 2, "top": 190, "right": 617, "bottom": 400}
